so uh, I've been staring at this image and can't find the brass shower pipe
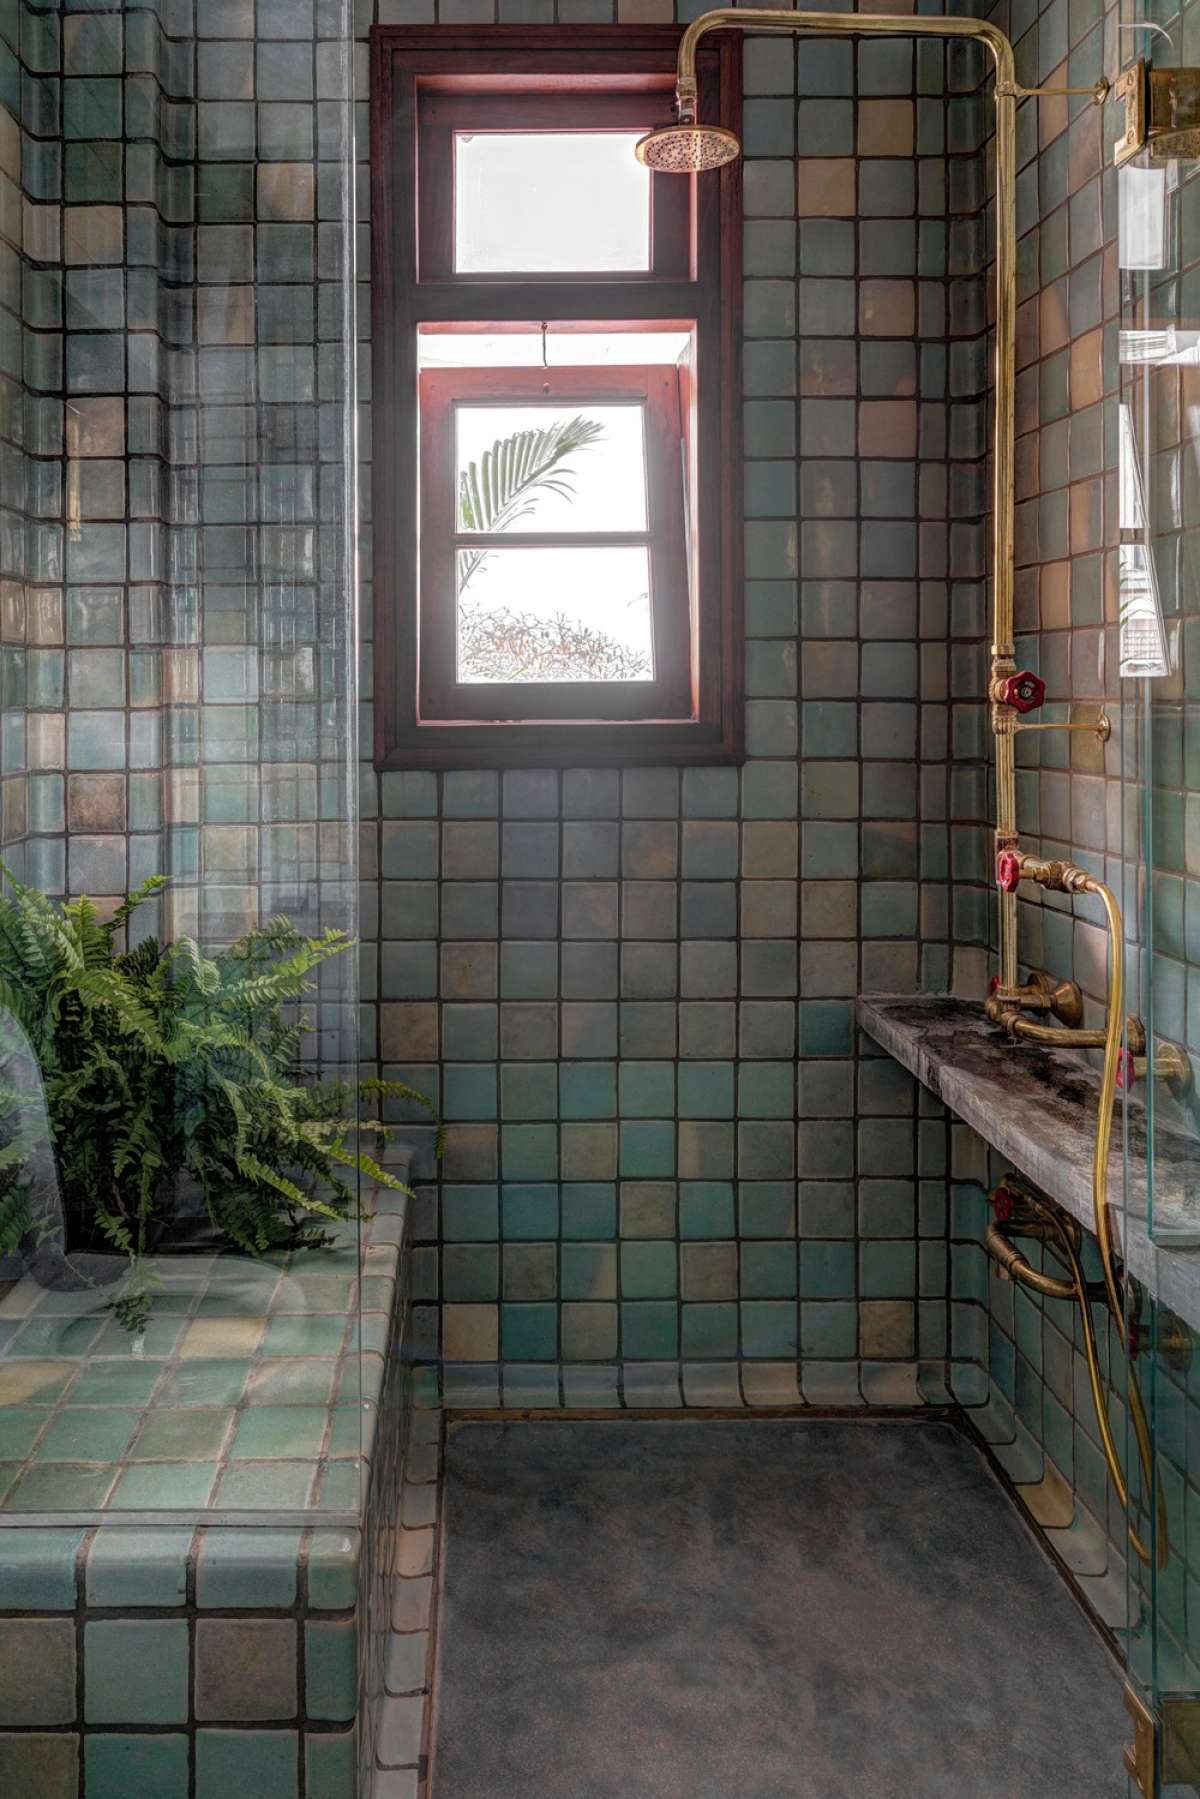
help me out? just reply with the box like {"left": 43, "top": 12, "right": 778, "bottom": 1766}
{"left": 662, "top": 8, "right": 1107, "bottom": 1012}
{"left": 987, "top": 851, "right": 1165, "bottom": 1567}
{"left": 641, "top": 15, "right": 1160, "bottom": 1568}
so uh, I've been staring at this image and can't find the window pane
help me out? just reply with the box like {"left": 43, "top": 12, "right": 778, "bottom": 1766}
{"left": 457, "top": 546, "right": 653, "bottom": 683}
{"left": 455, "top": 402, "right": 648, "bottom": 535}
{"left": 419, "top": 328, "right": 693, "bottom": 370}
{"left": 455, "top": 132, "right": 650, "bottom": 273}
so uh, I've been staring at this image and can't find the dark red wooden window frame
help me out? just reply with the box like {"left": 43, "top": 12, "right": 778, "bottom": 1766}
{"left": 420, "top": 364, "right": 692, "bottom": 721}
{"left": 369, "top": 25, "right": 743, "bottom": 769}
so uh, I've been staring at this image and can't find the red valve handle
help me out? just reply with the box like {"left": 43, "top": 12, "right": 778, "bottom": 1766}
{"left": 1116, "top": 1047, "right": 1136, "bottom": 1092}
{"left": 988, "top": 974, "right": 1001, "bottom": 995}
{"left": 996, "top": 850, "right": 1023, "bottom": 892}
{"left": 991, "top": 1184, "right": 1015, "bottom": 1223}
{"left": 999, "top": 671, "right": 1046, "bottom": 715}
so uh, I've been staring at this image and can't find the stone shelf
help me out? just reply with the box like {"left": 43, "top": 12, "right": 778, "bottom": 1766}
{"left": 857, "top": 994, "right": 1200, "bottom": 1336}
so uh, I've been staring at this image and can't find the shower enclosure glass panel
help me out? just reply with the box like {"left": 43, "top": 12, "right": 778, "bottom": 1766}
{"left": 1118, "top": 43, "right": 1200, "bottom": 1793}
{"left": 0, "top": 0, "right": 363, "bottom": 1521}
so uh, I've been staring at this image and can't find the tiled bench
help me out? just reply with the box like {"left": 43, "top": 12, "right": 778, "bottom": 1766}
{"left": 0, "top": 1184, "right": 412, "bottom": 1799}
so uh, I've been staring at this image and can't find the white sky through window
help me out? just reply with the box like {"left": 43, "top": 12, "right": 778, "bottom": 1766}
{"left": 455, "top": 402, "right": 648, "bottom": 534}
{"left": 455, "top": 132, "right": 651, "bottom": 272}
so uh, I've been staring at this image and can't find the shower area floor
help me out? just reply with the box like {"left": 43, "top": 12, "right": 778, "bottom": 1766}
{"left": 430, "top": 1418, "right": 1128, "bottom": 1798}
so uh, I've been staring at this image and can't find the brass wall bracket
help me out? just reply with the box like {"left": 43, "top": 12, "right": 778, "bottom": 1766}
{"left": 1013, "top": 710, "right": 1111, "bottom": 742}
{"left": 1124, "top": 1682, "right": 1157, "bottom": 1798}
{"left": 998, "top": 77, "right": 1108, "bottom": 105}
{"left": 1115, "top": 57, "right": 1200, "bottom": 164}
{"left": 1124, "top": 1039, "right": 1193, "bottom": 1098}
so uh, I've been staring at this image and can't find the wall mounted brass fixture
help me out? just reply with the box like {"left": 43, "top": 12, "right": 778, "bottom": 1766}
{"left": 1114, "top": 58, "right": 1200, "bottom": 164}
{"left": 1000, "top": 77, "right": 1109, "bottom": 104}
{"left": 1117, "top": 1039, "right": 1193, "bottom": 1098}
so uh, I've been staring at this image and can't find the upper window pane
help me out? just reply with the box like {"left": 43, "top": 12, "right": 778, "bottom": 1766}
{"left": 454, "top": 131, "right": 650, "bottom": 273}
{"left": 455, "top": 402, "right": 649, "bottom": 535}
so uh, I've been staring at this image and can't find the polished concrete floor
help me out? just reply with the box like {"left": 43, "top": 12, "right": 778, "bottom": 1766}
{"left": 431, "top": 1418, "right": 1128, "bottom": 1798}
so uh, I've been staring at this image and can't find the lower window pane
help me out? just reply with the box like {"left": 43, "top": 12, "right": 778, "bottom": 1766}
{"left": 456, "top": 546, "right": 653, "bottom": 684}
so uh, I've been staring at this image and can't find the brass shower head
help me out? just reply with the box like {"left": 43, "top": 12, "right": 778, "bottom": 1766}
{"left": 634, "top": 121, "right": 741, "bottom": 172}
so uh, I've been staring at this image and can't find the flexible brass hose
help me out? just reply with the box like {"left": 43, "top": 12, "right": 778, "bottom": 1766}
{"left": 988, "top": 854, "right": 1166, "bottom": 1569}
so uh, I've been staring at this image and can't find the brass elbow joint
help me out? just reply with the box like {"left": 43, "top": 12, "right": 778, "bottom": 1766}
{"left": 1011, "top": 853, "right": 1095, "bottom": 897}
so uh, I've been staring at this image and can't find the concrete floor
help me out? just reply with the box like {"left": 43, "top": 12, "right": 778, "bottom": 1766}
{"left": 430, "top": 1418, "right": 1129, "bottom": 1798}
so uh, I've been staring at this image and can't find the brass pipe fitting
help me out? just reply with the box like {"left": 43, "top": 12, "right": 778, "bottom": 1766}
{"left": 1120, "top": 1041, "right": 1193, "bottom": 1098}
{"left": 985, "top": 1218, "right": 1077, "bottom": 1300}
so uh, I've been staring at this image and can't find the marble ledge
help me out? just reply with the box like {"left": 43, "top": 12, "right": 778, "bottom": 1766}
{"left": 857, "top": 994, "right": 1200, "bottom": 1336}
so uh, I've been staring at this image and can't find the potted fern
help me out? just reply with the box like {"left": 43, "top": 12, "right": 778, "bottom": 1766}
{"left": 0, "top": 869, "right": 434, "bottom": 1328}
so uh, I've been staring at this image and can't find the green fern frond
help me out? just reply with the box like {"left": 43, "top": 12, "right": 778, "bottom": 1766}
{"left": 0, "top": 872, "right": 437, "bottom": 1324}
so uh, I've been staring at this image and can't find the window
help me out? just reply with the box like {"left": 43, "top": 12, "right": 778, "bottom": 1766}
{"left": 370, "top": 26, "right": 743, "bottom": 767}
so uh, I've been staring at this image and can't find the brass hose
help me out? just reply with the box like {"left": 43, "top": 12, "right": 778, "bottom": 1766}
{"left": 987, "top": 853, "right": 1166, "bottom": 1569}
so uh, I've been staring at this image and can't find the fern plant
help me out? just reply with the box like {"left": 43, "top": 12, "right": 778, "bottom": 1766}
{"left": 0, "top": 868, "right": 438, "bottom": 1321}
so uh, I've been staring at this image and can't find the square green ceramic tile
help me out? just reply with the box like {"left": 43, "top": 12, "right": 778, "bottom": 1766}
{"left": 86, "top": 1529, "right": 192, "bottom": 1607}
{"left": 501, "top": 1303, "right": 557, "bottom": 1361}
{"left": 129, "top": 1409, "right": 234, "bottom": 1462}
{"left": 231, "top": 1405, "right": 327, "bottom": 1459}
{"left": 196, "top": 1528, "right": 302, "bottom": 1608}
{"left": 0, "top": 1529, "right": 85, "bottom": 1607}
{"left": 500, "top": 1185, "right": 558, "bottom": 1240}
{"left": 679, "top": 1183, "right": 736, "bottom": 1239}
{"left": 157, "top": 1361, "right": 250, "bottom": 1406}
{"left": 245, "top": 1359, "right": 337, "bottom": 1404}
{"left": 740, "top": 1300, "right": 798, "bottom": 1357}
{"left": 33, "top": 1408, "right": 140, "bottom": 1464}
{"left": 560, "top": 1184, "right": 616, "bottom": 1239}
{"left": 263, "top": 1317, "right": 347, "bottom": 1356}
{"left": 215, "top": 1461, "right": 316, "bottom": 1508}
{"left": 6, "top": 1463, "right": 116, "bottom": 1509}
{"left": 85, "top": 1735, "right": 189, "bottom": 1799}
{"left": 620, "top": 1301, "right": 678, "bottom": 1359}
{"left": 681, "top": 1302, "right": 739, "bottom": 1358}
{"left": 85, "top": 1620, "right": 189, "bottom": 1724}
{"left": 0, "top": 1408, "right": 48, "bottom": 1460}
{"left": 110, "top": 1462, "right": 219, "bottom": 1509}
{"left": 65, "top": 1361, "right": 165, "bottom": 1407}
{"left": 196, "top": 1730, "right": 298, "bottom": 1799}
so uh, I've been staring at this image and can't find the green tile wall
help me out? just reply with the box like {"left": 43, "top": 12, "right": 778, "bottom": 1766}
{"left": 354, "top": 0, "right": 995, "bottom": 1398}
{"left": 9, "top": 0, "right": 359, "bottom": 1013}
